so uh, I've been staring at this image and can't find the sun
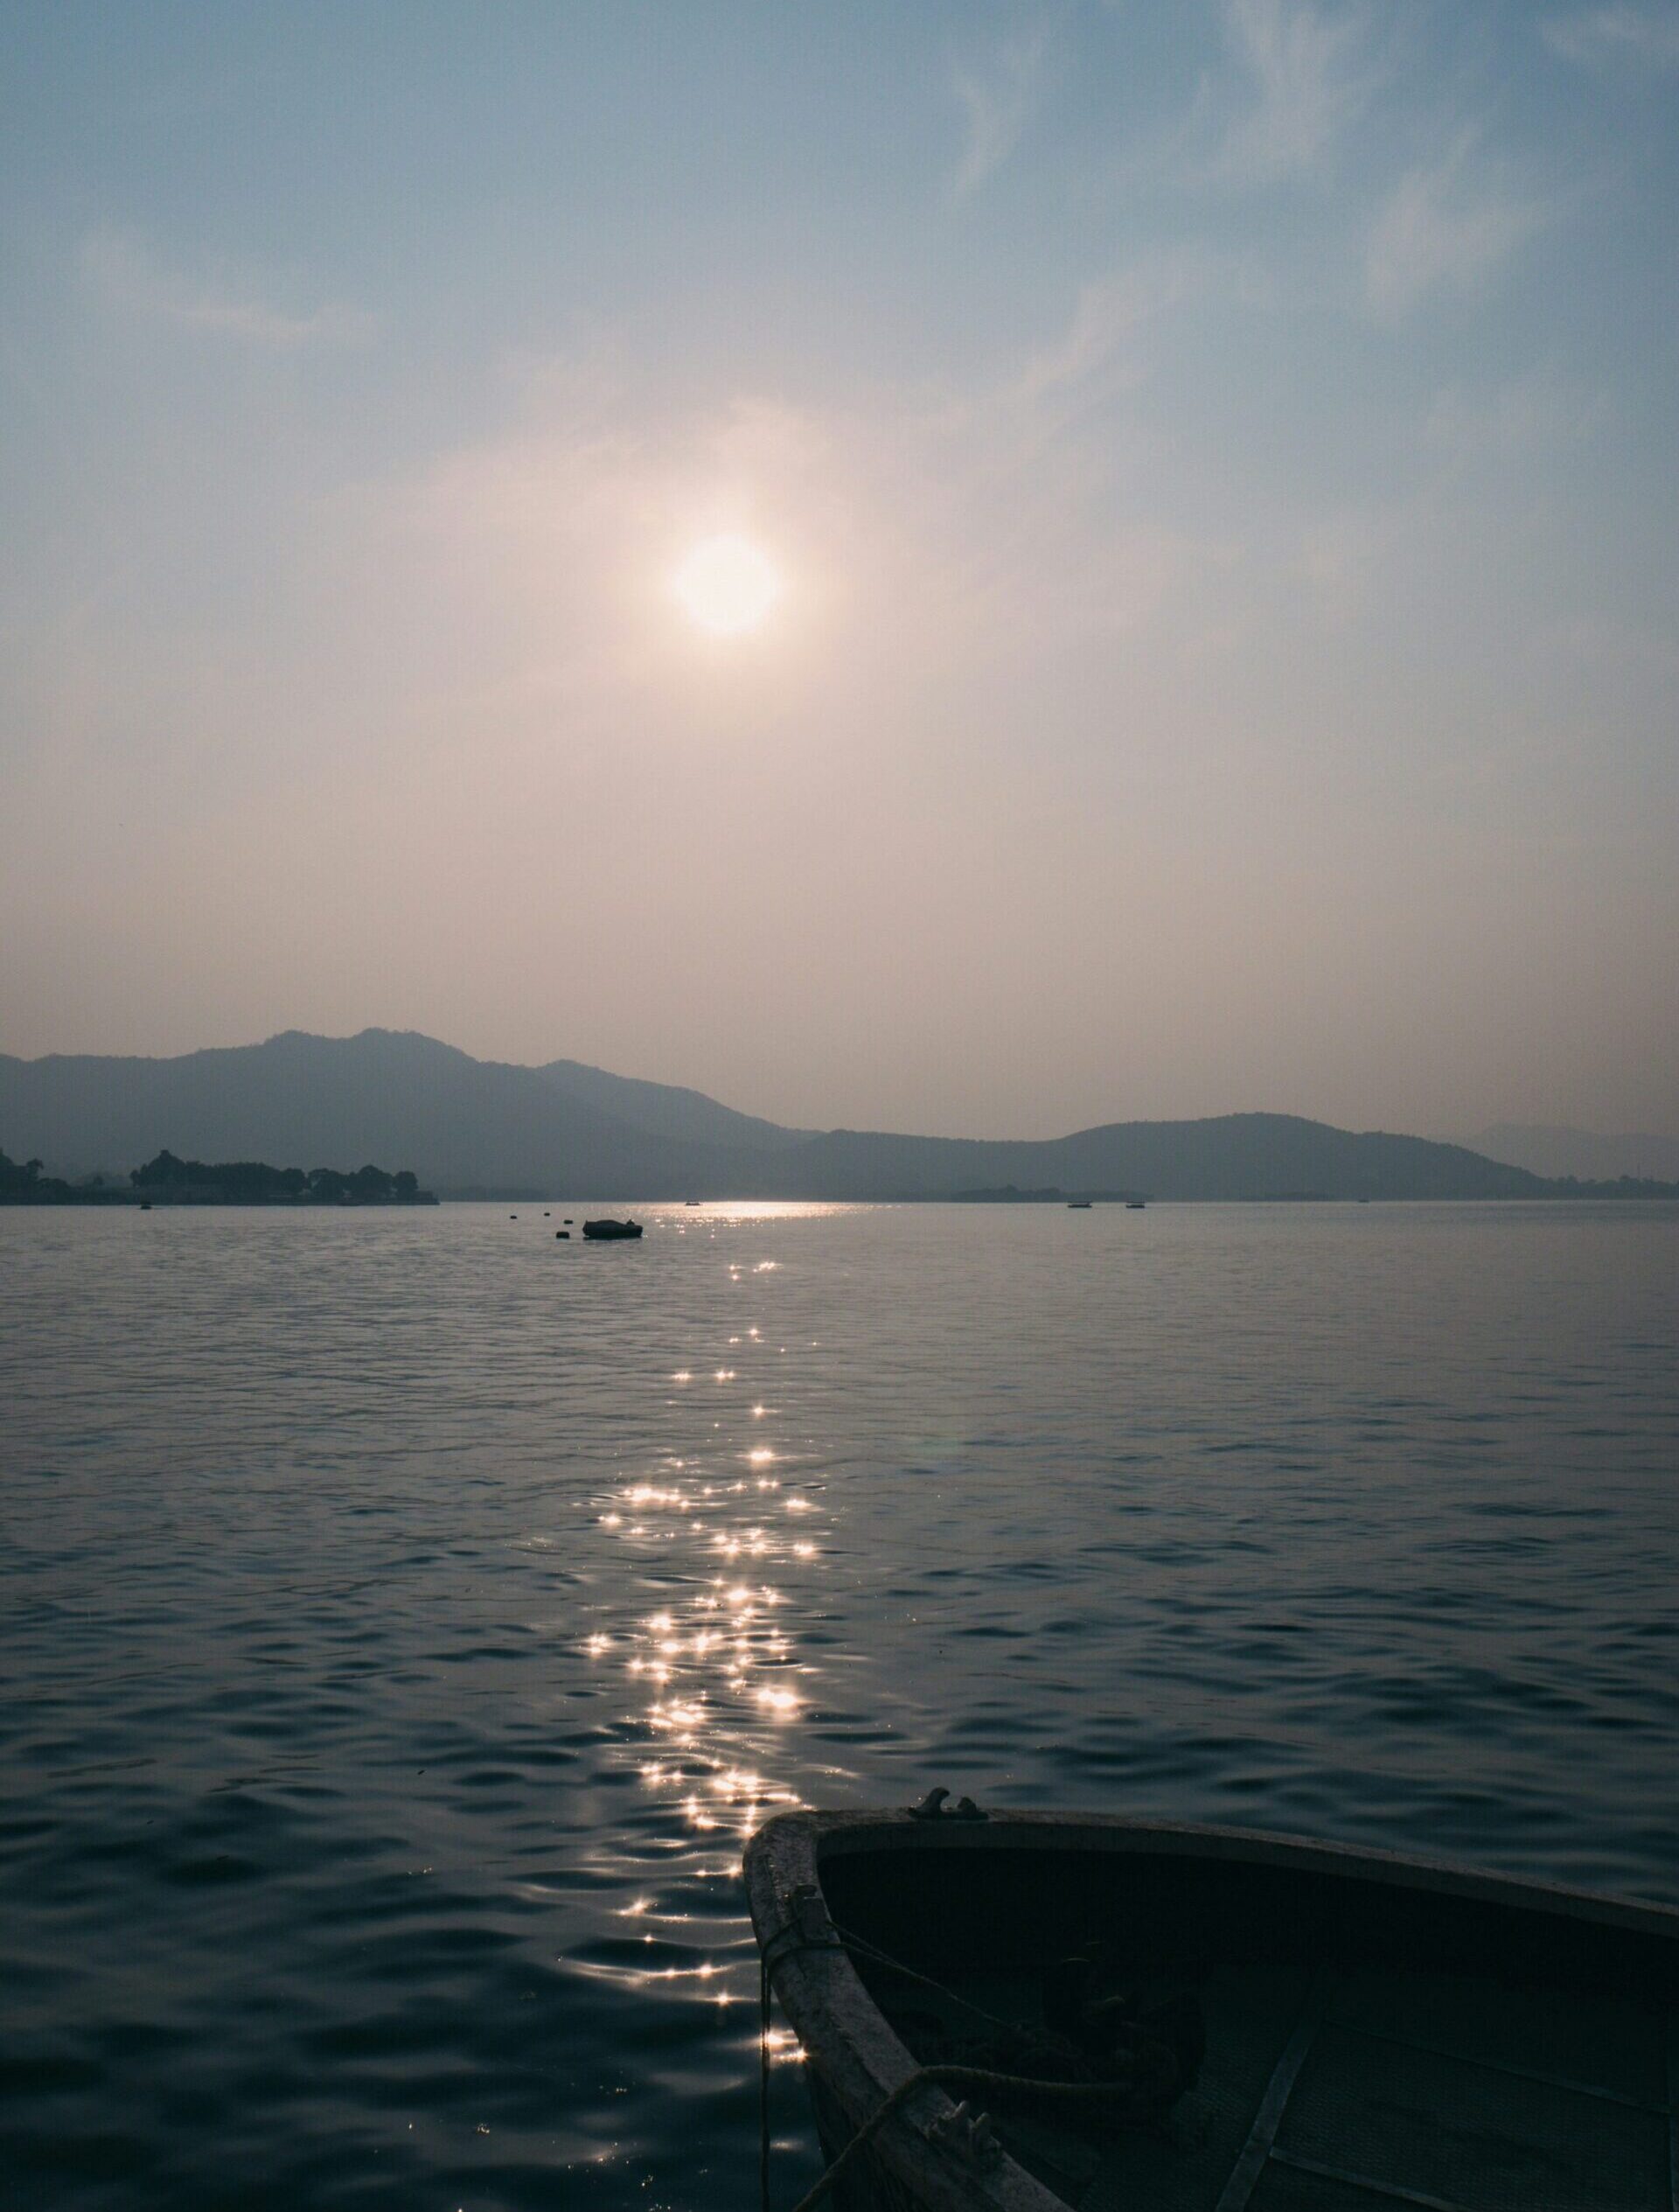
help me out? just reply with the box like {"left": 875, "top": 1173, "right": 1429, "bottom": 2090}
{"left": 672, "top": 534, "right": 783, "bottom": 637}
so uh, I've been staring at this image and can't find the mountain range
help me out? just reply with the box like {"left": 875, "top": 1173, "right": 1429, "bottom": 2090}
{"left": 6, "top": 1028, "right": 1674, "bottom": 1202}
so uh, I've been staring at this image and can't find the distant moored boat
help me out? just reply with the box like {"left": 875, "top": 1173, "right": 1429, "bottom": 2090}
{"left": 582, "top": 1218, "right": 643, "bottom": 1240}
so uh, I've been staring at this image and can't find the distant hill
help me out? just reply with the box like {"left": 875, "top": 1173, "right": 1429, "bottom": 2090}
{"left": 0, "top": 1030, "right": 730, "bottom": 1197}
{"left": 536, "top": 1056, "right": 810, "bottom": 1153}
{"left": 1469, "top": 1123, "right": 1679, "bottom": 1184}
{"left": 0, "top": 1028, "right": 1664, "bottom": 1201}
{"left": 731, "top": 1114, "right": 1550, "bottom": 1203}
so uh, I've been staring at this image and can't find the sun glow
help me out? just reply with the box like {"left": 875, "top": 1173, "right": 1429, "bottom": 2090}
{"left": 672, "top": 534, "right": 783, "bottom": 637}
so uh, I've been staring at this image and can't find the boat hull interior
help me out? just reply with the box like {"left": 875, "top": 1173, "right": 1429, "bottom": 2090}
{"left": 748, "top": 1812, "right": 1679, "bottom": 2212}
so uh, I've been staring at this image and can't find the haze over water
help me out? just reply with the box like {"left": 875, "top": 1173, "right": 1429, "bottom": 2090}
{"left": 4, "top": 1199, "right": 1676, "bottom": 2211}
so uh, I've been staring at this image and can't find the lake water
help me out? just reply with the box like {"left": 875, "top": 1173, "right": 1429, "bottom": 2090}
{"left": 3, "top": 1200, "right": 1677, "bottom": 2210}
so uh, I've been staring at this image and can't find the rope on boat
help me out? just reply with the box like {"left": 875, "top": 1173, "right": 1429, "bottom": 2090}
{"left": 759, "top": 1945, "right": 776, "bottom": 2212}
{"left": 826, "top": 1921, "right": 1029, "bottom": 2041}
{"left": 759, "top": 1908, "right": 1195, "bottom": 2211}
{"left": 784, "top": 2063, "right": 1156, "bottom": 2212}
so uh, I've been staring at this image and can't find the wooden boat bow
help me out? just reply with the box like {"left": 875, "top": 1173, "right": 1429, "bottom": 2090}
{"left": 746, "top": 1806, "right": 1679, "bottom": 2212}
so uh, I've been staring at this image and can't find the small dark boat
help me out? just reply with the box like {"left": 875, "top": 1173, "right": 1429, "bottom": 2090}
{"left": 582, "top": 1217, "right": 643, "bottom": 1240}
{"left": 686, "top": 1198, "right": 703, "bottom": 1206}
{"left": 746, "top": 1804, "right": 1679, "bottom": 2212}
{"left": 1067, "top": 1201, "right": 1093, "bottom": 1210}
{"left": 1127, "top": 1201, "right": 1146, "bottom": 1211}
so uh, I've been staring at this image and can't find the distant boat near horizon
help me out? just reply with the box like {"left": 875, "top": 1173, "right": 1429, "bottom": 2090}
{"left": 1067, "top": 1200, "right": 1093, "bottom": 1209}
{"left": 582, "top": 1218, "right": 643, "bottom": 1240}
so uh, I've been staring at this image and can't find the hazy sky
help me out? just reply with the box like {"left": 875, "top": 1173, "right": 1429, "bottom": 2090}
{"left": 3, "top": 3, "right": 1676, "bottom": 1138}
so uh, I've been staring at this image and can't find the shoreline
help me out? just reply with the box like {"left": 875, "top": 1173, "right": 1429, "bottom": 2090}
{"left": 0, "top": 1191, "right": 440, "bottom": 1208}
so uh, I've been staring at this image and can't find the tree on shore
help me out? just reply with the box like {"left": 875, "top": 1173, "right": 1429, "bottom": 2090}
{"left": 129, "top": 1151, "right": 424, "bottom": 1199}
{"left": 0, "top": 1149, "right": 73, "bottom": 1197}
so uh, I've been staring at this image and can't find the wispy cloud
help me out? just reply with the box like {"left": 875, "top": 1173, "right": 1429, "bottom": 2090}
{"left": 1542, "top": 6, "right": 1679, "bottom": 70}
{"left": 1015, "top": 252, "right": 1212, "bottom": 409}
{"left": 1365, "top": 132, "right": 1546, "bottom": 318}
{"left": 1215, "top": 0, "right": 1375, "bottom": 182}
{"left": 79, "top": 228, "right": 374, "bottom": 347}
{"left": 947, "top": 28, "right": 1047, "bottom": 203}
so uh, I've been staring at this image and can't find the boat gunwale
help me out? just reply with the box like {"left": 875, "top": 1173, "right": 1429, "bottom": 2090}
{"left": 744, "top": 1809, "right": 1679, "bottom": 2212}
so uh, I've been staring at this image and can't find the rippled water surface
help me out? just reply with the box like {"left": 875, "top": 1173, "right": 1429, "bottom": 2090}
{"left": 3, "top": 1200, "right": 1677, "bottom": 2209}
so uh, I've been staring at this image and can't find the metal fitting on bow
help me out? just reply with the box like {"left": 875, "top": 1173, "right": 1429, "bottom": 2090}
{"left": 907, "top": 1786, "right": 987, "bottom": 1821}
{"left": 927, "top": 2100, "right": 1001, "bottom": 2165}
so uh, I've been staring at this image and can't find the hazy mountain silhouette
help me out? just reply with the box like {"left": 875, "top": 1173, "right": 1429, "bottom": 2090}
{"left": 0, "top": 1027, "right": 1633, "bottom": 1200}
{"left": 1468, "top": 1123, "right": 1679, "bottom": 1184}
{"left": 536, "top": 1056, "right": 811, "bottom": 1153}
{"left": 0, "top": 1031, "right": 724, "bottom": 1196}
{"left": 733, "top": 1117, "right": 1547, "bottom": 1202}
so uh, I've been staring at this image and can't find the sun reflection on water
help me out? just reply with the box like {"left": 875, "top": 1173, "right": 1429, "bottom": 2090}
{"left": 559, "top": 1220, "right": 865, "bottom": 2061}
{"left": 602, "top": 1551, "right": 814, "bottom": 1769}
{"left": 575, "top": 1220, "right": 842, "bottom": 2043}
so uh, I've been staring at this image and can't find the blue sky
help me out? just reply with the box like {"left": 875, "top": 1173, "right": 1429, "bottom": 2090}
{"left": 2, "top": 2, "right": 1676, "bottom": 1135}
